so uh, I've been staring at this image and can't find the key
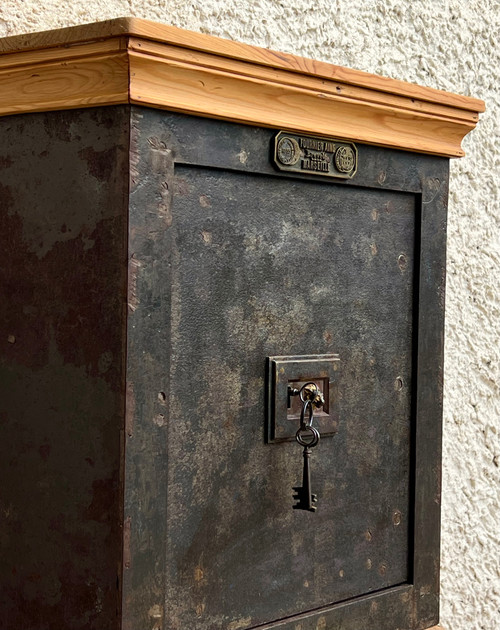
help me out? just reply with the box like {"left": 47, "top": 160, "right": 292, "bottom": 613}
{"left": 292, "top": 383, "right": 322, "bottom": 513}
{"left": 293, "top": 445, "right": 318, "bottom": 512}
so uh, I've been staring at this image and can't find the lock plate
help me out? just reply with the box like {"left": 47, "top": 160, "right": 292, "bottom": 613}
{"left": 266, "top": 354, "right": 340, "bottom": 442}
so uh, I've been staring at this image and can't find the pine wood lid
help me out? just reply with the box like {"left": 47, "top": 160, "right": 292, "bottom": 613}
{"left": 0, "top": 17, "right": 485, "bottom": 157}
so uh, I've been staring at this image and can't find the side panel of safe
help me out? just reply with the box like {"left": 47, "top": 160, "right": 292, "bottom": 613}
{"left": 124, "top": 110, "right": 448, "bottom": 630}
{"left": 0, "top": 108, "right": 130, "bottom": 629}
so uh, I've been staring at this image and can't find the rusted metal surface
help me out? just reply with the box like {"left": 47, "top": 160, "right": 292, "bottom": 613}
{"left": 125, "top": 109, "right": 448, "bottom": 630}
{"left": 0, "top": 107, "right": 130, "bottom": 629}
{"left": 119, "top": 111, "right": 175, "bottom": 630}
{"left": 0, "top": 106, "right": 448, "bottom": 630}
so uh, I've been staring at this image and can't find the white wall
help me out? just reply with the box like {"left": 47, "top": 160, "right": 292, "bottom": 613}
{"left": 1, "top": 1, "right": 498, "bottom": 628}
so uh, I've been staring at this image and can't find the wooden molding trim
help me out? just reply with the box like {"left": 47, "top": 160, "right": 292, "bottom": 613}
{"left": 0, "top": 17, "right": 485, "bottom": 157}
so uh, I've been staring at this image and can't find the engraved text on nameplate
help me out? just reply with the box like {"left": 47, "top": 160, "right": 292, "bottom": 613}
{"left": 273, "top": 132, "right": 357, "bottom": 179}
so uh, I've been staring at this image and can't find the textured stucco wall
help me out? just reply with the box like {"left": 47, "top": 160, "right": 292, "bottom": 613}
{"left": 1, "top": 1, "right": 499, "bottom": 629}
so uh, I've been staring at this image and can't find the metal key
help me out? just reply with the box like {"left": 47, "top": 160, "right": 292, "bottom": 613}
{"left": 293, "top": 440, "right": 318, "bottom": 512}
{"left": 292, "top": 382, "right": 322, "bottom": 512}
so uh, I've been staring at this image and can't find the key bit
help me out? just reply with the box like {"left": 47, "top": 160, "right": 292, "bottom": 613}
{"left": 293, "top": 446, "right": 317, "bottom": 512}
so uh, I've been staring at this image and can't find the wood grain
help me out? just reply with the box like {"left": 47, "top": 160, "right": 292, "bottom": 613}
{"left": 0, "top": 18, "right": 484, "bottom": 157}
{"left": 0, "top": 39, "right": 129, "bottom": 116}
{"left": 128, "top": 38, "right": 479, "bottom": 125}
{"left": 0, "top": 17, "right": 484, "bottom": 112}
{"left": 128, "top": 49, "right": 474, "bottom": 157}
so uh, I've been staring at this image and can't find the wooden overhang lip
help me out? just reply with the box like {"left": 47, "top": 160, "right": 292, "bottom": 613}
{"left": 0, "top": 16, "right": 485, "bottom": 158}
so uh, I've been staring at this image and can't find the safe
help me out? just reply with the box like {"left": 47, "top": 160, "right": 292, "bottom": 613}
{"left": 0, "top": 17, "right": 484, "bottom": 630}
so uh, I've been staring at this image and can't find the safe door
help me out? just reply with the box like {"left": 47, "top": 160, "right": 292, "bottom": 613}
{"left": 125, "top": 110, "right": 447, "bottom": 630}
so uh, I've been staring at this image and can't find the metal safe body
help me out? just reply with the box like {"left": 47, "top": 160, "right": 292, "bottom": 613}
{"left": 0, "top": 17, "right": 483, "bottom": 630}
{"left": 1, "top": 105, "right": 445, "bottom": 630}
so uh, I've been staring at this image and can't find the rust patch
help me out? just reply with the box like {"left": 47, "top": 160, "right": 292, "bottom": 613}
{"left": 0, "top": 155, "right": 13, "bottom": 169}
{"left": 194, "top": 566, "right": 204, "bottom": 582}
{"left": 43, "top": 113, "right": 72, "bottom": 142}
{"left": 129, "top": 120, "right": 141, "bottom": 194}
{"left": 78, "top": 146, "right": 117, "bottom": 183}
{"left": 0, "top": 209, "right": 125, "bottom": 386}
{"left": 125, "top": 381, "right": 135, "bottom": 438}
{"left": 85, "top": 478, "right": 118, "bottom": 523}
{"left": 0, "top": 107, "right": 128, "bottom": 630}
{"left": 38, "top": 443, "right": 51, "bottom": 461}
{"left": 123, "top": 516, "right": 131, "bottom": 570}
{"left": 199, "top": 195, "right": 211, "bottom": 207}
{"left": 0, "top": 181, "right": 14, "bottom": 211}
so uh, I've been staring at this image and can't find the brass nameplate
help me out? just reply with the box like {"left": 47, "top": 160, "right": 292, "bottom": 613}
{"left": 273, "top": 132, "right": 357, "bottom": 179}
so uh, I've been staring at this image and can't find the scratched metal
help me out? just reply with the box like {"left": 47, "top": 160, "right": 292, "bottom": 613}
{"left": 0, "top": 106, "right": 448, "bottom": 630}
{"left": 126, "top": 109, "right": 448, "bottom": 630}
{"left": 0, "top": 107, "right": 129, "bottom": 629}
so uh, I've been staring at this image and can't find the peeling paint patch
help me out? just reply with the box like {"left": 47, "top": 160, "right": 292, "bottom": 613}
{"left": 149, "top": 604, "right": 163, "bottom": 618}
{"left": 201, "top": 231, "right": 212, "bottom": 244}
{"left": 128, "top": 255, "right": 141, "bottom": 312}
{"left": 237, "top": 149, "right": 249, "bottom": 164}
{"left": 228, "top": 617, "right": 252, "bottom": 630}
{"left": 153, "top": 413, "right": 165, "bottom": 427}
{"left": 194, "top": 566, "right": 204, "bottom": 582}
{"left": 158, "top": 181, "right": 173, "bottom": 227}
{"left": 316, "top": 616, "right": 327, "bottom": 630}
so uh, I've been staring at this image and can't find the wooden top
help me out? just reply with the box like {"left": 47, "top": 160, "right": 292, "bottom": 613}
{"left": 0, "top": 17, "right": 484, "bottom": 157}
